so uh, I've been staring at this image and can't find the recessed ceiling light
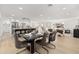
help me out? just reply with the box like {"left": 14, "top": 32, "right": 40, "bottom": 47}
{"left": 40, "top": 14, "right": 43, "bottom": 16}
{"left": 62, "top": 22, "right": 64, "bottom": 24}
{"left": 19, "top": 7, "right": 23, "bottom": 10}
{"left": 62, "top": 7, "right": 66, "bottom": 10}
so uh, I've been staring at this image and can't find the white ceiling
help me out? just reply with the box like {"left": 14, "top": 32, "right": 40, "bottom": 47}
{"left": 0, "top": 4, "right": 79, "bottom": 20}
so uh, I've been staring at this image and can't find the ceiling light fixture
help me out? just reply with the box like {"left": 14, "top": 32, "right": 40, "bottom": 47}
{"left": 62, "top": 7, "right": 66, "bottom": 10}
{"left": 19, "top": 7, "right": 23, "bottom": 10}
{"left": 40, "top": 14, "right": 43, "bottom": 16}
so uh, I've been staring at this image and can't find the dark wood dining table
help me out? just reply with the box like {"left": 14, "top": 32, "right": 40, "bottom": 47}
{"left": 23, "top": 33, "right": 43, "bottom": 54}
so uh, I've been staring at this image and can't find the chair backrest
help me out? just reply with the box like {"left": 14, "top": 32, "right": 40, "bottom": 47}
{"left": 14, "top": 33, "right": 24, "bottom": 49}
{"left": 14, "top": 28, "right": 36, "bottom": 49}
{"left": 39, "top": 32, "right": 48, "bottom": 44}
{"left": 49, "top": 31, "right": 57, "bottom": 41}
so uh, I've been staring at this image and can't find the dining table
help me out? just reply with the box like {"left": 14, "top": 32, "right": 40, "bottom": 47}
{"left": 23, "top": 33, "right": 43, "bottom": 54}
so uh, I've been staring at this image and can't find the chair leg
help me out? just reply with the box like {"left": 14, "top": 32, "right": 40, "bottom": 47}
{"left": 35, "top": 45, "right": 49, "bottom": 54}
{"left": 46, "top": 43, "right": 56, "bottom": 49}
{"left": 34, "top": 46, "right": 49, "bottom": 54}
{"left": 42, "top": 46, "right": 49, "bottom": 54}
{"left": 35, "top": 50, "right": 41, "bottom": 54}
{"left": 49, "top": 43, "right": 56, "bottom": 49}
{"left": 16, "top": 48, "right": 27, "bottom": 54}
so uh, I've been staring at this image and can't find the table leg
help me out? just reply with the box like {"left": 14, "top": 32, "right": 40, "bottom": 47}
{"left": 30, "top": 40, "right": 34, "bottom": 54}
